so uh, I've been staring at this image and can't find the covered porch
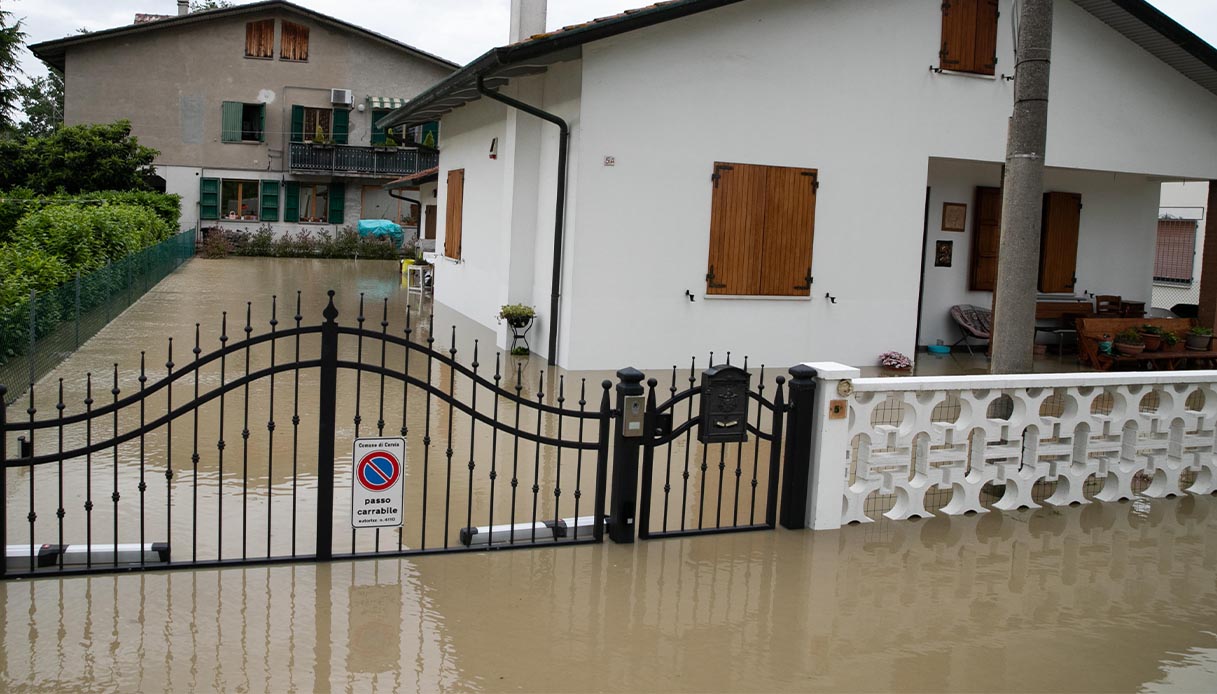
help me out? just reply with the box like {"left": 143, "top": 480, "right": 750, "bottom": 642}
{"left": 914, "top": 157, "right": 1212, "bottom": 367}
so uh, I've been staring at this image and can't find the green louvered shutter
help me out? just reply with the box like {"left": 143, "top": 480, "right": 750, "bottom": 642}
{"left": 290, "top": 105, "right": 305, "bottom": 143}
{"left": 328, "top": 182, "right": 345, "bottom": 224}
{"left": 260, "top": 180, "right": 279, "bottom": 222}
{"left": 200, "top": 177, "right": 219, "bottom": 219}
{"left": 283, "top": 182, "right": 299, "bottom": 223}
{"left": 370, "top": 109, "right": 388, "bottom": 145}
{"left": 332, "top": 109, "right": 349, "bottom": 145}
{"left": 221, "top": 102, "right": 243, "bottom": 143}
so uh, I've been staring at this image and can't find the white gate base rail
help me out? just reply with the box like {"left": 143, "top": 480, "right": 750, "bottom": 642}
{"left": 5, "top": 543, "right": 170, "bottom": 570}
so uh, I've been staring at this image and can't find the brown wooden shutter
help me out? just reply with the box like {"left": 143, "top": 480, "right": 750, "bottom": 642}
{"left": 425, "top": 205, "right": 437, "bottom": 241}
{"left": 758, "top": 167, "right": 817, "bottom": 296}
{"left": 940, "top": 0, "right": 998, "bottom": 75}
{"left": 1154, "top": 219, "right": 1196, "bottom": 283}
{"left": 973, "top": 0, "right": 999, "bottom": 75}
{"left": 245, "top": 20, "right": 274, "bottom": 59}
{"left": 281, "top": 21, "right": 310, "bottom": 61}
{"left": 706, "top": 163, "right": 768, "bottom": 295}
{"left": 444, "top": 169, "right": 465, "bottom": 260}
{"left": 969, "top": 186, "right": 1002, "bottom": 291}
{"left": 1038, "top": 191, "right": 1082, "bottom": 293}
{"left": 940, "top": 0, "right": 977, "bottom": 72}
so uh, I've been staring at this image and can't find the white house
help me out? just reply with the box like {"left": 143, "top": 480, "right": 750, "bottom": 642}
{"left": 381, "top": 0, "right": 1217, "bottom": 371}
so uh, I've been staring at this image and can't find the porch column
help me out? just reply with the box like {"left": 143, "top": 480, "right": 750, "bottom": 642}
{"left": 1196, "top": 183, "right": 1217, "bottom": 327}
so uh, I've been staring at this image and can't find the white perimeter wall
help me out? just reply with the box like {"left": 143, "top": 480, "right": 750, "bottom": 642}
{"left": 434, "top": 0, "right": 1217, "bottom": 370}
{"left": 918, "top": 159, "right": 1160, "bottom": 347}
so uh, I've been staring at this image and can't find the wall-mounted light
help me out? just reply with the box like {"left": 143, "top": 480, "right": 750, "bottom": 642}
{"left": 356, "top": 103, "right": 366, "bottom": 112}
{"left": 489, "top": 137, "right": 498, "bottom": 160}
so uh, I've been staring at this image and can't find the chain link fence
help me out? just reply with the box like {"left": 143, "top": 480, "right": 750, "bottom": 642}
{"left": 1, "top": 230, "right": 195, "bottom": 404}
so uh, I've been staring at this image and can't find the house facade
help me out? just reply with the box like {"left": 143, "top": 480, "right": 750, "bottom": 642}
{"left": 32, "top": 0, "right": 455, "bottom": 239}
{"left": 383, "top": 0, "right": 1217, "bottom": 371}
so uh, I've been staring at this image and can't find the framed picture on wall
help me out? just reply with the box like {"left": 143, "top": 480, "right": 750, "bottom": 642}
{"left": 935, "top": 240, "right": 954, "bottom": 267}
{"left": 942, "top": 202, "right": 967, "bottom": 232}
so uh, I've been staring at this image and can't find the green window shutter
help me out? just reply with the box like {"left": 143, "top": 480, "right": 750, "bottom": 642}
{"left": 290, "top": 105, "right": 305, "bottom": 143}
{"left": 200, "top": 177, "right": 220, "bottom": 220}
{"left": 221, "top": 102, "right": 243, "bottom": 143}
{"left": 260, "top": 179, "right": 280, "bottom": 222}
{"left": 283, "top": 182, "right": 299, "bottom": 223}
{"left": 259, "top": 104, "right": 266, "bottom": 143}
{"left": 332, "top": 109, "right": 349, "bottom": 145}
{"left": 371, "top": 109, "right": 388, "bottom": 145}
{"left": 328, "top": 182, "right": 345, "bottom": 224}
{"left": 422, "top": 122, "right": 439, "bottom": 148}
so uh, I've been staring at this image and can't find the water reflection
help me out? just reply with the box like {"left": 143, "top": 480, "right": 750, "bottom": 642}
{"left": 1, "top": 494, "right": 1216, "bottom": 691}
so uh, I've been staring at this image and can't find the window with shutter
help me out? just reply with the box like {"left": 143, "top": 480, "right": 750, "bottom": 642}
{"left": 283, "top": 182, "right": 300, "bottom": 223}
{"left": 280, "top": 21, "right": 309, "bottom": 62}
{"left": 1038, "top": 192, "right": 1082, "bottom": 293}
{"left": 1154, "top": 220, "right": 1197, "bottom": 284}
{"left": 940, "top": 0, "right": 999, "bottom": 75}
{"left": 245, "top": 19, "right": 274, "bottom": 59}
{"left": 445, "top": 169, "right": 465, "bottom": 260}
{"left": 328, "top": 182, "right": 345, "bottom": 224}
{"left": 705, "top": 162, "right": 817, "bottom": 297}
{"left": 332, "top": 109, "right": 349, "bottom": 145}
{"left": 222, "top": 102, "right": 265, "bottom": 143}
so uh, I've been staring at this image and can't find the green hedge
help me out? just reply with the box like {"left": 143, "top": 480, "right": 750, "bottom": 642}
{"left": 202, "top": 227, "right": 401, "bottom": 260}
{"left": 0, "top": 189, "right": 181, "bottom": 244}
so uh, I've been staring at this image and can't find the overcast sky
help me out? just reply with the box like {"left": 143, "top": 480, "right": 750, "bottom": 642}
{"left": 9, "top": 0, "right": 1217, "bottom": 79}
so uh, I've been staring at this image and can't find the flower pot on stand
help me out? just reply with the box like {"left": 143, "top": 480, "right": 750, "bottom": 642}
{"left": 1115, "top": 342, "right": 1145, "bottom": 356}
{"left": 1139, "top": 333, "right": 1162, "bottom": 351}
{"left": 1186, "top": 334, "right": 1213, "bottom": 351}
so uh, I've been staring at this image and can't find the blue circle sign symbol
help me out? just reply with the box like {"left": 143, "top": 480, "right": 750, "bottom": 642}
{"left": 357, "top": 451, "right": 400, "bottom": 492}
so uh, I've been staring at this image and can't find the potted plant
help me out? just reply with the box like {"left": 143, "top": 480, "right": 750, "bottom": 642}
{"left": 1138, "top": 324, "right": 1164, "bottom": 351}
{"left": 1161, "top": 331, "right": 1185, "bottom": 352}
{"left": 1186, "top": 326, "right": 1214, "bottom": 351}
{"left": 1114, "top": 328, "right": 1145, "bottom": 356}
{"left": 498, "top": 304, "right": 535, "bottom": 328}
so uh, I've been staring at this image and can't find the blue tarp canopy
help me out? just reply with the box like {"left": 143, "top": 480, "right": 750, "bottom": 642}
{"left": 357, "top": 219, "right": 404, "bottom": 246}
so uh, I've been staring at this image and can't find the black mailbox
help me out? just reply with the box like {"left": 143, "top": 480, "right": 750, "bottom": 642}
{"left": 698, "top": 365, "right": 751, "bottom": 444}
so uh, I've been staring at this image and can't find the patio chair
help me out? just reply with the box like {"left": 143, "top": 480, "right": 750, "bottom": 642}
{"left": 1095, "top": 295, "right": 1122, "bottom": 316}
{"left": 950, "top": 304, "right": 992, "bottom": 355}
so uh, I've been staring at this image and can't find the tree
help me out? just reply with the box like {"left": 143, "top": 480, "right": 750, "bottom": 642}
{"left": 0, "top": 120, "right": 159, "bottom": 194}
{"left": 0, "top": 4, "right": 26, "bottom": 132}
{"left": 190, "top": 0, "right": 234, "bottom": 10}
{"left": 17, "top": 70, "right": 63, "bottom": 138}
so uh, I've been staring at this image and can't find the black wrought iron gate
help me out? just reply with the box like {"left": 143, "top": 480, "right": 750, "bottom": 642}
{"left": 0, "top": 291, "right": 813, "bottom": 580}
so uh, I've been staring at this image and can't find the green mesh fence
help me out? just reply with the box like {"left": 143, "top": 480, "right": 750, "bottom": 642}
{"left": 1, "top": 230, "right": 196, "bottom": 404}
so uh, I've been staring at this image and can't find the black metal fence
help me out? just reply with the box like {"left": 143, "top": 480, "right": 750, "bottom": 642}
{"left": 0, "top": 230, "right": 196, "bottom": 405}
{"left": 0, "top": 289, "right": 816, "bottom": 580}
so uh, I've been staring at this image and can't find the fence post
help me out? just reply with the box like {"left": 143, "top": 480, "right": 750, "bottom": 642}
{"left": 608, "top": 367, "right": 645, "bottom": 544}
{"left": 786, "top": 362, "right": 859, "bottom": 531}
{"left": 592, "top": 380, "right": 612, "bottom": 542}
{"left": 315, "top": 291, "right": 340, "bottom": 561}
{"left": 780, "top": 365, "right": 817, "bottom": 529}
{"left": 0, "top": 384, "right": 6, "bottom": 578}
{"left": 74, "top": 273, "right": 81, "bottom": 349}
{"left": 27, "top": 290, "right": 35, "bottom": 389}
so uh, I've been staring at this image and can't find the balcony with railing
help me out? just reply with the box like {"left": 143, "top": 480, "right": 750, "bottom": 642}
{"left": 288, "top": 143, "right": 438, "bottom": 178}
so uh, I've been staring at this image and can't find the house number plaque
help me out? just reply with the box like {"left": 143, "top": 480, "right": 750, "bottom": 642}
{"left": 698, "top": 365, "right": 751, "bottom": 444}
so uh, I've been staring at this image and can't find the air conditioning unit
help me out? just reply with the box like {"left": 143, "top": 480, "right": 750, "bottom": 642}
{"left": 330, "top": 88, "right": 353, "bottom": 106}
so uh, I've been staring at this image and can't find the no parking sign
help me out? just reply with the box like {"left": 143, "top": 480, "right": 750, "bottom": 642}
{"left": 351, "top": 437, "right": 405, "bottom": 528}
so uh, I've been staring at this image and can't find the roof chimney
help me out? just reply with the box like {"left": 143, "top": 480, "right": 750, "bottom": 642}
{"left": 177, "top": 0, "right": 189, "bottom": 15}
{"left": 510, "top": 0, "right": 546, "bottom": 43}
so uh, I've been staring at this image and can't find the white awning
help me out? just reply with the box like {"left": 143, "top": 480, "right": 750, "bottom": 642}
{"left": 368, "top": 96, "right": 407, "bottom": 110}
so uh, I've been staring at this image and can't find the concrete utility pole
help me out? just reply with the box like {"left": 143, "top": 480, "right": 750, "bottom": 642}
{"left": 990, "top": 0, "right": 1054, "bottom": 374}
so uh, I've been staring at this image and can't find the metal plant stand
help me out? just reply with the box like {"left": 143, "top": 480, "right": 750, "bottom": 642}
{"left": 509, "top": 318, "right": 533, "bottom": 354}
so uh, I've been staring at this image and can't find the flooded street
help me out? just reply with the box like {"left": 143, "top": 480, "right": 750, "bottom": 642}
{"left": 2, "top": 258, "right": 1216, "bottom": 691}
{"left": 1, "top": 495, "right": 1216, "bottom": 691}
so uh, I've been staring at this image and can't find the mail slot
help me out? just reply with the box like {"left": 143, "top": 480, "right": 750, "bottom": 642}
{"left": 698, "top": 365, "right": 751, "bottom": 444}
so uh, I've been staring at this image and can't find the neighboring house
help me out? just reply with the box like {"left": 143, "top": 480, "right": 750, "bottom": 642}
{"left": 31, "top": 0, "right": 456, "bottom": 239}
{"left": 1152, "top": 181, "right": 1209, "bottom": 311}
{"left": 382, "top": 0, "right": 1217, "bottom": 371}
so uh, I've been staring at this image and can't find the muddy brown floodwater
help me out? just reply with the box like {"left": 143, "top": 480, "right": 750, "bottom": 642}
{"left": 2, "top": 258, "right": 1216, "bottom": 692}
